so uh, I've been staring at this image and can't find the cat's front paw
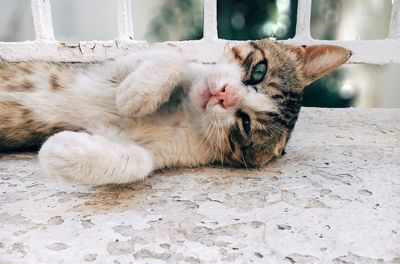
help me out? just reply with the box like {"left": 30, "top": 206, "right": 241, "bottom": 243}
{"left": 116, "top": 79, "right": 165, "bottom": 117}
{"left": 116, "top": 52, "right": 184, "bottom": 118}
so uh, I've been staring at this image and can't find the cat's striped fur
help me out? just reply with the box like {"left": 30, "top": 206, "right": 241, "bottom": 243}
{"left": 0, "top": 40, "right": 351, "bottom": 184}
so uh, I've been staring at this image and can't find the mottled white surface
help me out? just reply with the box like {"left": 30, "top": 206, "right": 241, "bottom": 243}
{"left": 0, "top": 108, "right": 399, "bottom": 264}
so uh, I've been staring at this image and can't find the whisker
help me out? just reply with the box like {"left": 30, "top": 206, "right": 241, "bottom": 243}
{"left": 240, "top": 152, "right": 248, "bottom": 169}
{"left": 225, "top": 136, "right": 247, "bottom": 167}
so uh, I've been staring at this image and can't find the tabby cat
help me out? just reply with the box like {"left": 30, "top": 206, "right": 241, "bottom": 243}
{"left": 0, "top": 40, "right": 351, "bottom": 185}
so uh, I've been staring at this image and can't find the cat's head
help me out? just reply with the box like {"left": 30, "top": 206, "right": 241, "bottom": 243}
{"left": 187, "top": 39, "right": 351, "bottom": 167}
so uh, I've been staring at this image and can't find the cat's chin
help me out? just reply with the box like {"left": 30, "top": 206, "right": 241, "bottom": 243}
{"left": 199, "top": 103, "right": 236, "bottom": 128}
{"left": 204, "top": 98, "right": 234, "bottom": 115}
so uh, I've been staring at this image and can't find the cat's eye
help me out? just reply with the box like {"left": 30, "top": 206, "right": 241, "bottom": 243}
{"left": 241, "top": 113, "right": 251, "bottom": 135}
{"left": 249, "top": 61, "right": 268, "bottom": 85}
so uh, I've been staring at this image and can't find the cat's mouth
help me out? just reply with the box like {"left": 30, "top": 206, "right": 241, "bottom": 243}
{"left": 201, "top": 85, "right": 242, "bottom": 111}
{"left": 201, "top": 88, "right": 227, "bottom": 111}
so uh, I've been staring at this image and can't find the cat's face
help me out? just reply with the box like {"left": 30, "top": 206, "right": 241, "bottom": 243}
{"left": 187, "top": 39, "right": 351, "bottom": 167}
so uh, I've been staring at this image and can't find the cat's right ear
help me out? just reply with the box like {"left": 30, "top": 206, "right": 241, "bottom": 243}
{"left": 287, "top": 44, "right": 352, "bottom": 86}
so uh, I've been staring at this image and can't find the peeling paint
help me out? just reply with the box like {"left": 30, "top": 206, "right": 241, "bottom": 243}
{"left": 107, "top": 239, "right": 135, "bottom": 255}
{"left": 47, "top": 216, "right": 64, "bottom": 225}
{"left": 1, "top": 38, "right": 400, "bottom": 64}
{"left": 47, "top": 243, "right": 69, "bottom": 251}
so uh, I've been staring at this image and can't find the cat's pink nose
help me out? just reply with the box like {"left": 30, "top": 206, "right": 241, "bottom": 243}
{"left": 211, "top": 84, "right": 237, "bottom": 108}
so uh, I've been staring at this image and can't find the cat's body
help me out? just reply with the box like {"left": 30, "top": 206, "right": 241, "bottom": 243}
{"left": 0, "top": 40, "right": 351, "bottom": 185}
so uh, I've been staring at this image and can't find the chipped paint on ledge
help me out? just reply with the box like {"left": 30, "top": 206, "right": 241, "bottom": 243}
{"left": 1, "top": 39, "right": 400, "bottom": 64}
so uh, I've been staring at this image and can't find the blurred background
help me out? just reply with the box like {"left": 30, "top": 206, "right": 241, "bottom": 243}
{"left": 0, "top": 0, "right": 399, "bottom": 108}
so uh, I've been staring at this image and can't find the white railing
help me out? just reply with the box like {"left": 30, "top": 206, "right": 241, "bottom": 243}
{"left": 0, "top": 0, "right": 399, "bottom": 64}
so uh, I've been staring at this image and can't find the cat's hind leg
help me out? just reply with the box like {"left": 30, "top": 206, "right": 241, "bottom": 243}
{"left": 38, "top": 131, "right": 154, "bottom": 185}
{"left": 116, "top": 50, "right": 184, "bottom": 118}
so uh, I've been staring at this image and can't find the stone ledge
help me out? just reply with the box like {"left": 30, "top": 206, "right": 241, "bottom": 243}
{"left": 0, "top": 108, "right": 399, "bottom": 263}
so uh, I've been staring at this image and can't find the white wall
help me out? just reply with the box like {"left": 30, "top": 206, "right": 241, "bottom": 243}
{"left": 0, "top": 0, "right": 164, "bottom": 42}
{"left": 0, "top": 1, "right": 35, "bottom": 41}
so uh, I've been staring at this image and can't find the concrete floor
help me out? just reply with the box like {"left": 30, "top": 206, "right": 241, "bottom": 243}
{"left": 0, "top": 108, "right": 399, "bottom": 264}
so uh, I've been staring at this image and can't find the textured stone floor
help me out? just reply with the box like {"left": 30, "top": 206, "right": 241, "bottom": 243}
{"left": 0, "top": 108, "right": 399, "bottom": 264}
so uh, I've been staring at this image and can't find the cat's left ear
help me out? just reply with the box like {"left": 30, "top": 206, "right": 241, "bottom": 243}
{"left": 287, "top": 44, "right": 352, "bottom": 86}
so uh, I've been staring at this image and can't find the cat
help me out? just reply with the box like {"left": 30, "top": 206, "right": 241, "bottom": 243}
{"left": 0, "top": 39, "right": 351, "bottom": 185}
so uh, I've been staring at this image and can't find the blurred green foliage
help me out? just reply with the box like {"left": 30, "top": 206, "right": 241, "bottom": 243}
{"left": 218, "top": 0, "right": 297, "bottom": 40}
{"left": 146, "top": 0, "right": 203, "bottom": 41}
{"left": 303, "top": 70, "right": 353, "bottom": 107}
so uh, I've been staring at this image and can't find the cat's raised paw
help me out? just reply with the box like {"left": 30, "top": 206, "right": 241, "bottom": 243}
{"left": 116, "top": 54, "right": 184, "bottom": 117}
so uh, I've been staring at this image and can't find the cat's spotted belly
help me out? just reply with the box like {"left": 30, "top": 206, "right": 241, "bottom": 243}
{"left": 0, "top": 99, "right": 85, "bottom": 151}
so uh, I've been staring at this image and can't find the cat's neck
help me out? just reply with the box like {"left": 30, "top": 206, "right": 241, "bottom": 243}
{"left": 118, "top": 62, "right": 220, "bottom": 169}
{"left": 131, "top": 104, "right": 216, "bottom": 169}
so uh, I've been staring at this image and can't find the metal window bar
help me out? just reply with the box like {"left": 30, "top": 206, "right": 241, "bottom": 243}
{"left": 0, "top": 0, "right": 399, "bottom": 64}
